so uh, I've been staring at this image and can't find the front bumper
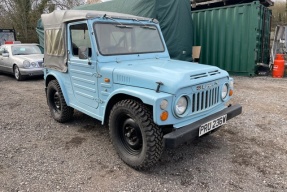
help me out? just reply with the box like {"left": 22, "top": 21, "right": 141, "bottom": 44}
{"left": 163, "top": 104, "right": 242, "bottom": 148}
{"left": 19, "top": 68, "right": 44, "bottom": 76}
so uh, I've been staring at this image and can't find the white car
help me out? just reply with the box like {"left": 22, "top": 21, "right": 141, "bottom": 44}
{"left": 0, "top": 43, "right": 44, "bottom": 80}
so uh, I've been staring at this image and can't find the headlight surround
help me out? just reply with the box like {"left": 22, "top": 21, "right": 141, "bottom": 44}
{"left": 31, "top": 62, "right": 37, "bottom": 67}
{"left": 23, "top": 60, "right": 30, "bottom": 68}
{"left": 221, "top": 83, "right": 229, "bottom": 100}
{"left": 175, "top": 96, "right": 188, "bottom": 117}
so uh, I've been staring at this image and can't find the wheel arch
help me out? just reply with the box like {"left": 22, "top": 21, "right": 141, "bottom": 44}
{"left": 103, "top": 93, "right": 152, "bottom": 125}
{"left": 102, "top": 87, "right": 172, "bottom": 125}
{"left": 12, "top": 63, "right": 18, "bottom": 72}
{"left": 45, "top": 74, "right": 70, "bottom": 105}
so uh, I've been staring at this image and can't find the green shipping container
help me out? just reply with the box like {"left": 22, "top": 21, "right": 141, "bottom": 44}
{"left": 192, "top": 1, "right": 272, "bottom": 76}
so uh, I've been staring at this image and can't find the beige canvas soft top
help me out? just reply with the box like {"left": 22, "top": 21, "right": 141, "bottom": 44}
{"left": 41, "top": 10, "right": 152, "bottom": 29}
{"left": 41, "top": 10, "right": 153, "bottom": 72}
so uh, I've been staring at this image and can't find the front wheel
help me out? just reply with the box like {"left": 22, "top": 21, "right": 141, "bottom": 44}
{"left": 109, "top": 99, "right": 164, "bottom": 169}
{"left": 47, "top": 80, "right": 74, "bottom": 122}
{"left": 14, "top": 65, "right": 24, "bottom": 81}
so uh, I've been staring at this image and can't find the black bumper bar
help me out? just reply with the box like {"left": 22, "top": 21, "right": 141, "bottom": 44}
{"left": 163, "top": 104, "right": 242, "bottom": 148}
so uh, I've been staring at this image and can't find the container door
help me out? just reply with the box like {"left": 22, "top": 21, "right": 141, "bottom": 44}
{"left": 67, "top": 22, "right": 99, "bottom": 109}
{"left": 257, "top": 5, "right": 272, "bottom": 65}
{"left": 262, "top": 7, "right": 272, "bottom": 65}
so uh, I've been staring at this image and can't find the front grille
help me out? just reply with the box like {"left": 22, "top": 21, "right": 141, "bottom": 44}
{"left": 191, "top": 86, "right": 220, "bottom": 113}
{"left": 38, "top": 61, "right": 43, "bottom": 67}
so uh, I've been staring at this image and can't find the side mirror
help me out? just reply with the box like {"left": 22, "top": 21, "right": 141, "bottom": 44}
{"left": 78, "top": 46, "right": 88, "bottom": 60}
{"left": 2, "top": 53, "right": 9, "bottom": 57}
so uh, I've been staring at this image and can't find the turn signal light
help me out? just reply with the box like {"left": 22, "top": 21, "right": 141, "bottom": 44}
{"left": 160, "top": 111, "right": 168, "bottom": 121}
{"left": 104, "top": 78, "right": 110, "bottom": 83}
{"left": 229, "top": 89, "right": 233, "bottom": 96}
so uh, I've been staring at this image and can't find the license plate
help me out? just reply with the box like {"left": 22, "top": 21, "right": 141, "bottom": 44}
{"left": 199, "top": 114, "right": 227, "bottom": 137}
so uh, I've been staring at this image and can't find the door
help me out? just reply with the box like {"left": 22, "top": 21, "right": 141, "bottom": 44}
{"left": 0, "top": 46, "right": 10, "bottom": 72}
{"left": 67, "top": 22, "right": 99, "bottom": 109}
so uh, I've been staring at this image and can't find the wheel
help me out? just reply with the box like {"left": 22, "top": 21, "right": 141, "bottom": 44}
{"left": 47, "top": 80, "right": 74, "bottom": 122}
{"left": 109, "top": 99, "right": 164, "bottom": 169}
{"left": 14, "top": 65, "right": 24, "bottom": 81}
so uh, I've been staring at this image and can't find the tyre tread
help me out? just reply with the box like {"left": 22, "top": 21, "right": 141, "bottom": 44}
{"left": 109, "top": 99, "right": 163, "bottom": 170}
{"left": 47, "top": 80, "right": 74, "bottom": 123}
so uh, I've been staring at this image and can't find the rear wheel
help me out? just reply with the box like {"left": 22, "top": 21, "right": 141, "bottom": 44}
{"left": 14, "top": 65, "right": 24, "bottom": 81}
{"left": 47, "top": 80, "right": 74, "bottom": 122}
{"left": 109, "top": 99, "right": 164, "bottom": 169}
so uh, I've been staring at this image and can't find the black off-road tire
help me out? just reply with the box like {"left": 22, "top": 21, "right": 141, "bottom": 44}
{"left": 14, "top": 65, "right": 24, "bottom": 81}
{"left": 47, "top": 80, "right": 74, "bottom": 123}
{"left": 109, "top": 99, "right": 164, "bottom": 170}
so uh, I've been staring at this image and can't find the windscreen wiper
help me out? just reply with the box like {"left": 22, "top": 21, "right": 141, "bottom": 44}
{"left": 140, "top": 26, "right": 156, "bottom": 30}
{"left": 115, "top": 25, "right": 133, "bottom": 28}
{"left": 102, "top": 14, "right": 133, "bottom": 28}
{"left": 133, "top": 19, "right": 156, "bottom": 30}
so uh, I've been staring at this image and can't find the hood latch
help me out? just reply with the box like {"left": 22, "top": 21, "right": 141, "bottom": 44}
{"left": 155, "top": 81, "right": 164, "bottom": 93}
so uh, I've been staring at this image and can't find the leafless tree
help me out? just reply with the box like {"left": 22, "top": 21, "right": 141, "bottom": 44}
{"left": 86, "top": 0, "right": 102, "bottom": 4}
{"left": 46, "top": 0, "right": 85, "bottom": 10}
{"left": 270, "top": 1, "right": 287, "bottom": 28}
{"left": 0, "top": 0, "right": 87, "bottom": 43}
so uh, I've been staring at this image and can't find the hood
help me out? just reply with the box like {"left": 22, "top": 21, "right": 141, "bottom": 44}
{"left": 14, "top": 54, "right": 44, "bottom": 62}
{"left": 113, "top": 59, "right": 229, "bottom": 94}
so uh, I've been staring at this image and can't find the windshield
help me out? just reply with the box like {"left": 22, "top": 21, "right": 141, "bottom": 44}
{"left": 11, "top": 45, "right": 43, "bottom": 55}
{"left": 94, "top": 23, "right": 165, "bottom": 55}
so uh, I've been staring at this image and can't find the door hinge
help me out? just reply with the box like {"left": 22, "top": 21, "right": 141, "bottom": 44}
{"left": 95, "top": 98, "right": 104, "bottom": 104}
{"left": 95, "top": 73, "right": 102, "bottom": 78}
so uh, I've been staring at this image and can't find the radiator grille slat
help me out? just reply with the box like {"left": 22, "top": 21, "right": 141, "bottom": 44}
{"left": 206, "top": 90, "right": 210, "bottom": 108}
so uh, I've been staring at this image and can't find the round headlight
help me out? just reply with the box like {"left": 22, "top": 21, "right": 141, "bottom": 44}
{"left": 175, "top": 96, "right": 188, "bottom": 116}
{"left": 23, "top": 60, "right": 30, "bottom": 68}
{"left": 221, "top": 83, "right": 228, "bottom": 99}
{"left": 160, "top": 99, "right": 168, "bottom": 110}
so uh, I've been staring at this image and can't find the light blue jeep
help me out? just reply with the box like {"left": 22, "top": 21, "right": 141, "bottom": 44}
{"left": 42, "top": 10, "right": 242, "bottom": 169}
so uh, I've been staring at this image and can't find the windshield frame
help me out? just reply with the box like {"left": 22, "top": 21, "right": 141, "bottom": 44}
{"left": 93, "top": 21, "right": 166, "bottom": 56}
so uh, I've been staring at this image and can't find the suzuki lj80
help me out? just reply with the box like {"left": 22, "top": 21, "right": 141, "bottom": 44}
{"left": 41, "top": 10, "right": 242, "bottom": 169}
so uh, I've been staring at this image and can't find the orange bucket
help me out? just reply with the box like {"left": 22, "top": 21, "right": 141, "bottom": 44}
{"left": 273, "top": 54, "right": 285, "bottom": 78}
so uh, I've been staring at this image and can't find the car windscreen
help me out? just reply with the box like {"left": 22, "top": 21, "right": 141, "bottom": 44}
{"left": 11, "top": 45, "right": 43, "bottom": 55}
{"left": 94, "top": 23, "right": 165, "bottom": 56}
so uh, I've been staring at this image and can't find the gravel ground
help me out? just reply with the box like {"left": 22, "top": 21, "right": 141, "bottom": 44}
{"left": 0, "top": 74, "right": 287, "bottom": 192}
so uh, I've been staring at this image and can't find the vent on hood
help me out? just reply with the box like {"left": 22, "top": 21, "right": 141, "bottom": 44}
{"left": 190, "top": 70, "right": 221, "bottom": 80}
{"left": 190, "top": 73, "right": 208, "bottom": 80}
{"left": 208, "top": 70, "right": 221, "bottom": 76}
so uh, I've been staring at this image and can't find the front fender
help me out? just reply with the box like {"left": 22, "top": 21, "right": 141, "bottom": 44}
{"left": 45, "top": 71, "right": 70, "bottom": 105}
{"left": 102, "top": 86, "right": 173, "bottom": 124}
{"left": 11, "top": 58, "right": 22, "bottom": 72}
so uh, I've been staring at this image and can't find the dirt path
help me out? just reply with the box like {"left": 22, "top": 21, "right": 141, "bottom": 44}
{"left": 0, "top": 75, "right": 286, "bottom": 191}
